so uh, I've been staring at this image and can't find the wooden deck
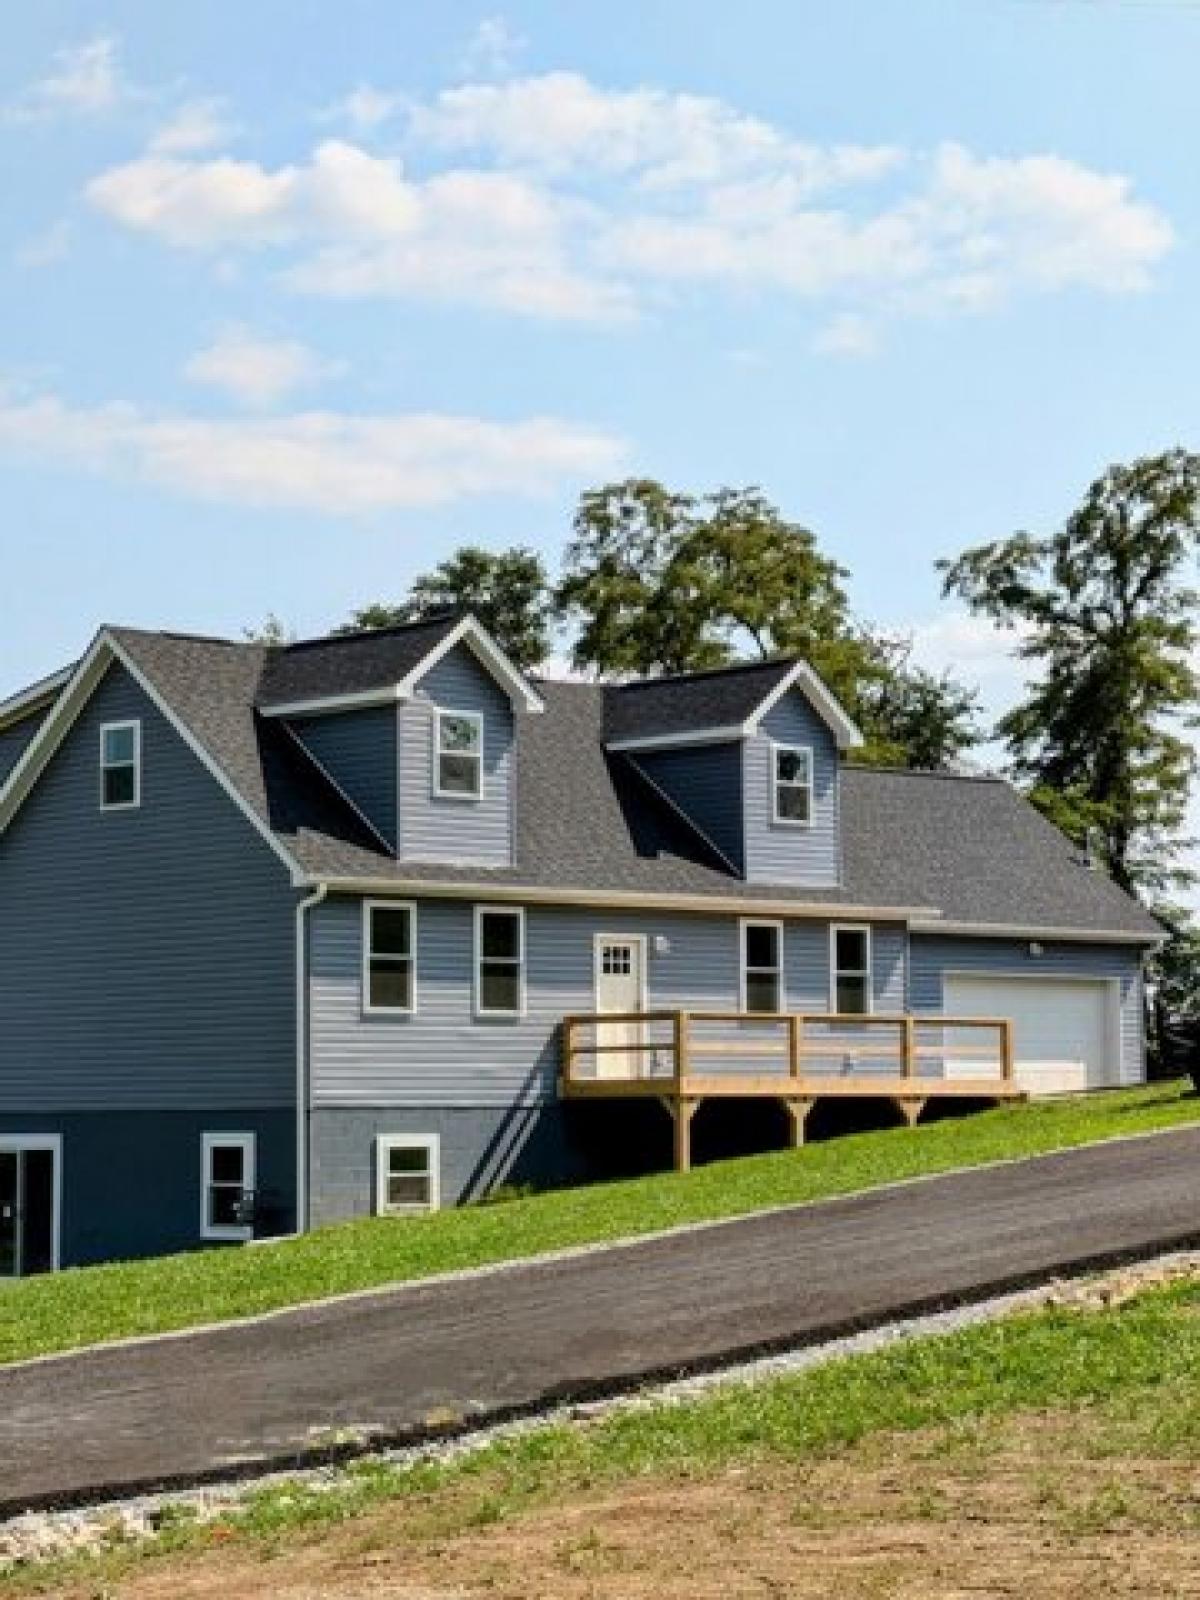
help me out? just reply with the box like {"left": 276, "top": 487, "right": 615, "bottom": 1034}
{"left": 561, "top": 1009, "right": 1020, "bottom": 1170}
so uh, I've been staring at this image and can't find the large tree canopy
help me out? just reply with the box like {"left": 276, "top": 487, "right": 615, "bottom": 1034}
{"left": 336, "top": 545, "right": 552, "bottom": 670}
{"left": 940, "top": 448, "right": 1200, "bottom": 897}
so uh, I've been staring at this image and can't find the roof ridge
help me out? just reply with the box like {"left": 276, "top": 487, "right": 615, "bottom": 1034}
{"left": 610, "top": 655, "right": 796, "bottom": 693}
{"left": 845, "top": 763, "right": 1007, "bottom": 784}
{"left": 278, "top": 610, "right": 462, "bottom": 654}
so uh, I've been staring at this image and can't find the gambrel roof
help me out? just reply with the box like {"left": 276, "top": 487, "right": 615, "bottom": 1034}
{"left": 0, "top": 619, "right": 1162, "bottom": 940}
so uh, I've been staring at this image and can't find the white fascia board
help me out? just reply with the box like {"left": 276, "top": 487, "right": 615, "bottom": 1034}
{"left": 907, "top": 918, "right": 1162, "bottom": 948}
{"left": 0, "top": 665, "right": 74, "bottom": 731}
{"left": 606, "top": 725, "right": 746, "bottom": 754}
{"left": 744, "top": 660, "right": 863, "bottom": 750}
{"left": 308, "top": 875, "right": 938, "bottom": 922}
{"left": 397, "top": 616, "right": 545, "bottom": 714}
{"left": 259, "top": 685, "right": 403, "bottom": 719}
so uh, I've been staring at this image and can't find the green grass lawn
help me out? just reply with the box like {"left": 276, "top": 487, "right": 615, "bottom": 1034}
{"left": 9, "top": 1258, "right": 1200, "bottom": 1593}
{"left": 0, "top": 1079, "right": 1196, "bottom": 1368}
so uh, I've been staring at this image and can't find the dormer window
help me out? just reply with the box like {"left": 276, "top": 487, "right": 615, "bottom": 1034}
{"left": 100, "top": 720, "right": 141, "bottom": 811}
{"left": 772, "top": 743, "right": 812, "bottom": 826}
{"left": 434, "top": 709, "right": 483, "bottom": 801}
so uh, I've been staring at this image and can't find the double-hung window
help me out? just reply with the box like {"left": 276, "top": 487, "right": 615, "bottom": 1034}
{"left": 434, "top": 709, "right": 483, "bottom": 800}
{"left": 741, "top": 920, "right": 783, "bottom": 1014}
{"left": 475, "top": 906, "right": 525, "bottom": 1016}
{"left": 375, "top": 1134, "right": 440, "bottom": 1215}
{"left": 363, "top": 901, "right": 417, "bottom": 1014}
{"left": 831, "top": 925, "right": 872, "bottom": 1015}
{"left": 100, "top": 720, "right": 141, "bottom": 810}
{"left": 772, "top": 743, "right": 812, "bottom": 826}
{"left": 201, "top": 1132, "right": 256, "bottom": 1241}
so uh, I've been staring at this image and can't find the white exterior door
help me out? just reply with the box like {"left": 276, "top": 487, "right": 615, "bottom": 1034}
{"left": 944, "top": 974, "right": 1115, "bottom": 1094}
{"left": 594, "top": 936, "right": 647, "bottom": 1079}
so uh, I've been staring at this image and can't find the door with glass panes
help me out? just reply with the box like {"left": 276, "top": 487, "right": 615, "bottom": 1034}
{"left": 0, "top": 1141, "right": 57, "bottom": 1278}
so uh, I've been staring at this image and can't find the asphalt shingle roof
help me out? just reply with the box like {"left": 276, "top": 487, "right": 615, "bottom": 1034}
{"left": 603, "top": 657, "right": 796, "bottom": 743}
{"left": 104, "top": 626, "right": 1159, "bottom": 938}
{"left": 255, "top": 614, "right": 461, "bottom": 708}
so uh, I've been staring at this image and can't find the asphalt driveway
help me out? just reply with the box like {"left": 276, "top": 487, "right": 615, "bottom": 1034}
{"left": 2, "top": 1124, "right": 1199, "bottom": 1516}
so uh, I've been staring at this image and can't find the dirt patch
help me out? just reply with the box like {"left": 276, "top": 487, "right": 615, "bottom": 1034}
{"left": 46, "top": 1409, "right": 1200, "bottom": 1600}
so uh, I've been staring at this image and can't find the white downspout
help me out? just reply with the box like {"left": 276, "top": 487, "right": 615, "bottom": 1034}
{"left": 295, "top": 882, "right": 328, "bottom": 1234}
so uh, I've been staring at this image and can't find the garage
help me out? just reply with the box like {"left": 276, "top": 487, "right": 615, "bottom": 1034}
{"left": 943, "top": 973, "right": 1117, "bottom": 1094}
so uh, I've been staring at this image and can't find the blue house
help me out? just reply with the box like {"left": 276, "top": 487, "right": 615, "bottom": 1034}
{"left": 0, "top": 614, "right": 1160, "bottom": 1274}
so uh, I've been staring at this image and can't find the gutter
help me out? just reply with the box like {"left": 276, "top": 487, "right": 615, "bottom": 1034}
{"left": 294, "top": 882, "right": 328, "bottom": 1235}
{"left": 907, "top": 918, "right": 1162, "bottom": 948}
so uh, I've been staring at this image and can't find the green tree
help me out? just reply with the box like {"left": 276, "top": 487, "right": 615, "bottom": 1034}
{"left": 939, "top": 449, "right": 1200, "bottom": 897}
{"left": 557, "top": 479, "right": 980, "bottom": 769}
{"left": 243, "top": 613, "right": 294, "bottom": 645}
{"left": 338, "top": 545, "right": 553, "bottom": 670}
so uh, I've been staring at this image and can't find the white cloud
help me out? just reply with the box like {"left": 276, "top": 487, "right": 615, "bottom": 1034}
{"left": 8, "top": 36, "right": 127, "bottom": 121}
{"left": 149, "top": 98, "right": 239, "bottom": 155}
{"left": 0, "top": 386, "right": 625, "bottom": 513}
{"left": 319, "top": 85, "right": 403, "bottom": 133}
{"left": 814, "top": 312, "right": 879, "bottom": 358}
{"left": 907, "top": 610, "right": 1031, "bottom": 707}
{"left": 183, "top": 327, "right": 345, "bottom": 407}
{"left": 83, "top": 71, "right": 1173, "bottom": 328}
{"left": 459, "top": 17, "right": 526, "bottom": 80}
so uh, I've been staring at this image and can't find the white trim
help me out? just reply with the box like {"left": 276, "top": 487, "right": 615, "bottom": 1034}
{"left": 830, "top": 922, "right": 873, "bottom": 1014}
{"left": 200, "top": 1131, "right": 256, "bottom": 1243}
{"left": 375, "top": 1133, "right": 441, "bottom": 1216}
{"left": 474, "top": 903, "right": 527, "bottom": 1018}
{"left": 592, "top": 932, "right": 649, "bottom": 1012}
{"left": 0, "top": 631, "right": 306, "bottom": 885}
{"left": 0, "top": 1133, "right": 62, "bottom": 1276}
{"left": 294, "top": 882, "right": 327, "bottom": 1237}
{"left": 433, "top": 707, "right": 484, "bottom": 802}
{"left": 99, "top": 718, "right": 141, "bottom": 812}
{"left": 316, "top": 877, "right": 940, "bottom": 923}
{"left": 260, "top": 684, "right": 406, "bottom": 719}
{"left": 770, "top": 741, "right": 814, "bottom": 830}
{"left": 0, "top": 666, "right": 73, "bottom": 731}
{"left": 909, "top": 918, "right": 1160, "bottom": 948}
{"left": 745, "top": 660, "right": 862, "bottom": 750}
{"left": 362, "top": 899, "right": 418, "bottom": 1016}
{"left": 606, "top": 725, "right": 746, "bottom": 754}
{"left": 740, "top": 917, "right": 785, "bottom": 1013}
{"left": 396, "top": 616, "right": 545, "bottom": 714}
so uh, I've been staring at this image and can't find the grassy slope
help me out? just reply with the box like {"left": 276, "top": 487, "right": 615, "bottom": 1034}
{"left": 9, "top": 1267, "right": 1200, "bottom": 1592}
{"left": 1, "top": 1080, "right": 1196, "bottom": 1367}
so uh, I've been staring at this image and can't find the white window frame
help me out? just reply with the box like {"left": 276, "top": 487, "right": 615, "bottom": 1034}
{"left": 830, "top": 924, "right": 873, "bottom": 1016}
{"left": 740, "top": 918, "right": 785, "bottom": 1014}
{"left": 99, "top": 719, "right": 141, "bottom": 812}
{"left": 771, "top": 741, "right": 813, "bottom": 828}
{"left": 362, "top": 900, "right": 418, "bottom": 1017}
{"left": 433, "top": 707, "right": 484, "bottom": 802}
{"left": 0, "top": 1133, "right": 63, "bottom": 1276}
{"left": 200, "top": 1131, "right": 256, "bottom": 1242}
{"left": 375, "top": 1133, "right": 441, "bottom": 1216}
{"left": 474, "top": 904, "right": 526, "bottom": 1018}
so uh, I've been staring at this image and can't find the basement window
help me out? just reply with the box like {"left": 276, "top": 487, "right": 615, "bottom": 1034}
{"left": 100, "top": 720, "right": 141, "bottom": 811}
{"left": 434, "top": 709, "right": 483, "bottom": 800}
{"left": 201, "top": 1132, "right": 256, "bottom": 1241}
{"left": 375, "top": 1134, "right": 440, "bottom": 1215}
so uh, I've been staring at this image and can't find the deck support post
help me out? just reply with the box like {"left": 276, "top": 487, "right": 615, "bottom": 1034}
{"left": 897, "top": 1097, "right": 927, "bottom": 1128}
{"left": 783, "top": 1097, "right": 815, "bottom": 1148}
{"left": 661, "top": 1096, "right": 700, "bottom": 1173}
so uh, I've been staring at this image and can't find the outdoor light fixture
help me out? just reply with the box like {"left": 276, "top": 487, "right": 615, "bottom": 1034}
{"left": 1028, "top": 941, "right": 1044, "bottom": 957}
{"left": 653, "top": 935, "right": 672, "bottom": 956}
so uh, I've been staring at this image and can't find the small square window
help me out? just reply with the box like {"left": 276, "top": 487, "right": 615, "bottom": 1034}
{"left": 100, "top": 720, "right": 141, "bottom": 811}
{"left": 376, "top": 1135, "right": 439, "bottom": 1215}
{"left": 435, "top": 710, "right": 483, "bottom": 800}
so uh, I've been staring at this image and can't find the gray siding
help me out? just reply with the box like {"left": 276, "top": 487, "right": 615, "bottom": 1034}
{"left": 635, "top": 743, "right": 744, "bottom": 870}
{"left": 310, "top": 897, "right": 909, "bottom": 1109}
{"left": 0, "top": 712, "right": 45, "bottom": 787}
{"left": 743, "top": 692, "right": 840, "bottom": 887}
{"left": 0, "top": 1108, "right": 295, "bottom": 1265}
{"left": 0, "top": 661, "right": 298, "bottom": 1111}
{"left": 397, "top": 645, "right": 515, "bottom": 866}
{"left": 290, "top": 706, "right": 397, "bottom": 849}
{"left": 908, "top": 935, "right": 1145, "bottom": 1085}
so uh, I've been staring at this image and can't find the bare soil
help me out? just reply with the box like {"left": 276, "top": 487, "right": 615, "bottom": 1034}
{"left": 49, "top": 1408, "right": 1200, "bottom": 1600}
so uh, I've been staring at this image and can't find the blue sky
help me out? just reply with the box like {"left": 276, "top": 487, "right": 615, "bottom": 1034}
{"left": 2, "top": 0, "right": 1198, "bottom": 751}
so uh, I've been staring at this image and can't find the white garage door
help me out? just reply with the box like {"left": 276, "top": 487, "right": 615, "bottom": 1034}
{"left": 943, "top": 974, "right": 1115, "bottom": 1095}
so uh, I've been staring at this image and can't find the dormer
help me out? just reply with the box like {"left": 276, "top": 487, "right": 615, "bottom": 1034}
{"left": 257, "top": 614, "right": 543, "bottom": 867}
{"left": 605, "top": 658, "right": 861, "bottom": 887}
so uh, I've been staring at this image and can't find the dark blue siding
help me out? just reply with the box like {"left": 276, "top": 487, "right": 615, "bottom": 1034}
{"left": 0, "top": 713, "right": 45, "bottom": 787}
{"left": 290, "top": 706, "right": 397, "bottom": 849}
{"left": 635, "top": 743, "right": 744, "bottom": 869}
{"left": 0, "top": 661, "right": 298, "bottom": 1113}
